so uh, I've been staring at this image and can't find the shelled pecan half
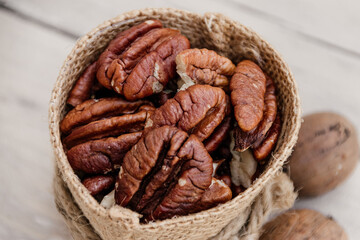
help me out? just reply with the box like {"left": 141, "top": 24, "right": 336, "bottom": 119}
{"left": 115, "top": 126, "right": 223, "bottom": 221}
{"left": 234, "top": 75, "right": 277, "bottom": 152}
{"left": 230, "top": 60, "right": 266, "bottom": 132}
{"left": 176, "top": 48, "right": 235, "bottom": 89}
{"left": 67, "top": 61, "right": 98, "bottom": 107}
{"left": 253, "top": 113, "right": 282, "bottom": 161}
{"left": 97, "top": 20, "right": 190, "bottom": 100}
{"left": 148, "top": 84, "right": 228, "bottom": 141}
{"left": 60, "top": 98, "right": 154, "bottom": 173}
{"left": 82, "top": 175, "right": 115, "bottom": 196}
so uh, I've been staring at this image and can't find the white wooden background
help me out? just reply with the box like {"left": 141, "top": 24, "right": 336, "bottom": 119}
{"left": 0, "top": 0, "right": 359, "bottom": 239}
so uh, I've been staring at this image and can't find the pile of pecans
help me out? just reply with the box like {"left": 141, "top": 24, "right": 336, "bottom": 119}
{"left": 60, "top": 20, "right": 281, "bottom": 222}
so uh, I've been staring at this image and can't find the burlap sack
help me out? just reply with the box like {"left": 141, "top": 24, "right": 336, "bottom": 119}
{"left": 49, "top": 8, "right": 301, "bottom": 240}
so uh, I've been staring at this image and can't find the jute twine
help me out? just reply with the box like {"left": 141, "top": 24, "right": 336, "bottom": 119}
{"left": 49, "top": 8, "right": 301, "bottom": 240}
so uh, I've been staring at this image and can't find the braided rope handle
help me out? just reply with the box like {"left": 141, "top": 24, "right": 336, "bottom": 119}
{"left": 54, "top": 168, "right": 296, "bottom": 240}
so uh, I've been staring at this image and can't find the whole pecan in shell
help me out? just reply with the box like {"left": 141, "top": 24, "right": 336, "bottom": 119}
{"left": 67, "top": 61, "right": 97, "bottom": 107}
{"left": 148, "top": 84, "right": 228, "bottom": 141}
{"left": 176, "top": 48, "right": 235, "bottom": 88}
{"left": 96, "top": 20, "right": 190, "bottom": 100}
{"left": 230, "top": 60, "right": 266, "bottom": 132}
{"left": 234, "top": 75, "right": 277, "bottom": 152}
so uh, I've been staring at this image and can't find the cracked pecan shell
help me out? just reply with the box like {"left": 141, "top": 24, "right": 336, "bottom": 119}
{"left": 67, "top": 132, "right": 142, "bottom": 174}
{"left": 230, "top": 60, "right": 266, "bottom": 132}
{"left": 148, "top": 84, "right": 228, "bottom": 141}
{"left": 176, "top": 48, "right": 235, "bottom": 88}
{"left": 115, "top": 126, "right": 213, "bottom": 221}
{"left": 96, "top": 20, "right": 190, "bottom": 100}
{"left": 67, "top": 61, "right": 97, "bottom": 107}
{"left": 234, "top": 75, "right": 277, "bottom": 152}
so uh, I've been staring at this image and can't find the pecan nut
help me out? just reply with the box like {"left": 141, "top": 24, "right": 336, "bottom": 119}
{"left": 82, "top": 175, "right": 115, "bottom": 196}
{"left": 67, "top": 132, "right": 142, "bottom": 174}
{"left": 253, "top": 113, "right": 282, "bottom": 161}
{"left": 188, "top": 177, "right": 232, "bottom": 213}
{"left": 176, "top": 48, "right": 235, "bottom": 89}
{"left": 96, "top": 20, "right": 162, "bottom": 89}
{"left": 115, "top": 126, "right": 213, "bottom": 221}
{"left": 97, "top": 20, "right": 190, "bottom": 100}
{"left": 234, "top": 75, "right": 277, "bottom": 151}
{"left": 230, "top": 60, "right": 266, "bottom": 132}
{"left": 204, "top": 116, "right": 231, "bottom": 153}
{"left": 148, "top": 84, "right": 228, "bottom": 141}
{"left": 67, "top": 61, "right": 97, "bottom": 107}
{"left": 60, "top": 98, "right": 154, "bottom": 148}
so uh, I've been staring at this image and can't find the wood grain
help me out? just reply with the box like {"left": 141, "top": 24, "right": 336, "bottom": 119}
{"left": 0, "top": 0, "right": 359, "bottom": 239}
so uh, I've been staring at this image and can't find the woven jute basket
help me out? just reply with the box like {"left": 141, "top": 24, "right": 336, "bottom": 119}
{"left": 49, "top": 8, "right": 301, "bottom": 240}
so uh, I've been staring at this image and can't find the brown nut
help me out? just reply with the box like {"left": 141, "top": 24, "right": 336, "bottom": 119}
{"left": 97, "top": 20, "right": 190, "bottom": 100}
{"left": 96, "top": 20, "right": 162, "bottom": 89}
{"left": 67, "top": 61, "right": 97, "bottom": 107}
{"left": 149, "top": 134, "right": 213, "bottom": 220}
{"left": 148, "top": 84, "right": 228, "bottom": 141}
{"left": 230, "top": 60, "right": 266, "bottom": 132}
{"left": 234, "top": 75, "right": 277, "bottom": 152}
{"left": 203, "top": 94, "right": 231, "bottom": 153}
{"left": 115, "top": 126, "right": 189, "bottom": 207}
{"left": 260, "top": 209, "right": 348, "bottom": 240}
{"left": 60, "top": 98, "right": 152, "bottom": 135}
{"left": 188, "top": 178, "right": 232, "bottom": 214}
{"left": 176, "top": 48, "right": 235, "bottom": 89}
{"left": 82, "top": 175, "right": 115, "bottom": 196}
{"left": 288, "top": 112, "right": 359, "bottom": 197}
{"left": 60, "top": 98, "right": 154, "bottom": 148}
{"left": 115, "top": 126, "right": 213, "bottom": 221}
{"left": 253, "top": 113, "right": 281, "bottom": 162}
{"left": 63, "top": 108, "right": 151, "bottom": 148}
{"left": 67, "top": 132, "right": 142, "bottom": 174}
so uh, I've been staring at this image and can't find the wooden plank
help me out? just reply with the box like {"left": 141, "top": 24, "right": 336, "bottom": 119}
{"left": 1, "top": 0, "right": 360, "bottom": 239}
{"left": 5, "top": 0, "right": 360, "bottom": 55}
{"left": 4, "top": 0, "right": 360, "bottom": 130}
{"left": 296, "top": 165, "right": 360, "bottom": 238}
{"left": 230, "top": 0, "right": 360, "bottom": 56}
{"left": 0, "top": 9, "right": 73, "bottom": 240}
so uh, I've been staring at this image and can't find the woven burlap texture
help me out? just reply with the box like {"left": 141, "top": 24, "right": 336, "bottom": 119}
{"left": 54, "top": 168, "right": 296, "bottom": 240}
{"left": 49, "top": 8, "right": 301, "bottom": 240}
